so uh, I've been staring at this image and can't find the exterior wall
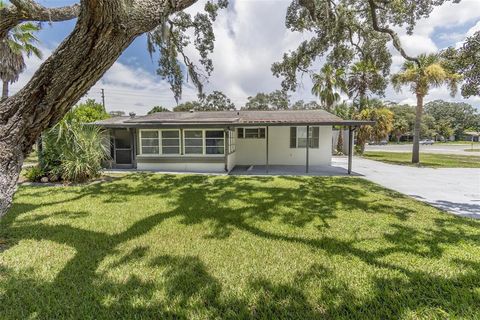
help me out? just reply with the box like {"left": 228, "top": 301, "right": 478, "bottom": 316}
{"left": 235, "top": 131, "right": 266, "bottom": 165}
{"left": 137, "top": 161, "right": 225, "bottom": 172}
{"left": 110, "top": 125, "right": 333, "bottom": 171}
{"left": 235, "top": 126, "right": 332, "bottom": 166}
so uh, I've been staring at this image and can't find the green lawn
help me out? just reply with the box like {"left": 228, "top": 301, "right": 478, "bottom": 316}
{"left": 1, "top": 174, "right": 479, "bottom": 319}
{"left": 363, "top": 151, "right": 480, "bottom": 168}
{"left": 465, "top": 148, "right": 480, "bottom": 152}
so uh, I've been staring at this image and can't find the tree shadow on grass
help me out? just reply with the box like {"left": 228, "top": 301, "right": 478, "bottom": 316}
{"left": 1, "top": 174, "right": 479, "bottom": 318}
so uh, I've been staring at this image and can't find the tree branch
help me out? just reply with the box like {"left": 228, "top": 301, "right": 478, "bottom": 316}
{"left": 367, "top": 0, "right": 420, "bottom": 66}
{"left": 0, "top": 1, "right": 80, "bottom": 38}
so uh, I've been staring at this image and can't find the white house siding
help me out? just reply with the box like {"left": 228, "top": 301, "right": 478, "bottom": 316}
{"left": 235, "top": 135, "right": 266, "bottom": 165}
{"left": 234, "top": 126, "right": 332, "bottom": 166}
{"left": 137, "top": 161, "right": 225, "bottom": 172}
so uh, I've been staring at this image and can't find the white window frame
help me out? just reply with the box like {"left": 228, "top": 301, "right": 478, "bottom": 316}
{"left": 292, "top": 126, "right": 320, "bottom": 149}
{"left": 139, "top": 129, "right": 160, "bottom": 155}
{"left": 205, "top": 130, "right": 225, "bottom": 155}
{"left": 139, "top": 129, "right": 181, "bottom": 156}
{"left": 182, "top": 129, "right": 225, "bottom": 156}
{"left": 160, "top": 129, "right": 181, "bottom": 155}
{"left": 183, "top": 129, "right": 205, "bottom": 155}
{"left": 237, "top": 127, "right": 266, "bottom": 139}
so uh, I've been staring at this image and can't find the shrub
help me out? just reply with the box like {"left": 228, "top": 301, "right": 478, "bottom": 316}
{"left": 24, "top": 166, "right": 45, "bottom": 182}
{"left": 59, "top": 124, "right": 108, "bottom": 182}
{"left": 40, "top": 121, "right": 109, "bottom": 183}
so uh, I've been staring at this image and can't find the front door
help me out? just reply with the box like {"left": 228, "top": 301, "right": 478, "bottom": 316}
{"left": 113, "top": 129, "right": 133, "bottom": 167}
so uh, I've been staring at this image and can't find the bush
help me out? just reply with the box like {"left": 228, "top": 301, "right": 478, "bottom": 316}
{"left": 24, "top": 166, "right": 45, "bottom": 182}
{"left": 40, "top": 121, "right": 109, "bottom": 183}
{"left": 59, "top": 124, "right": 108, "bottom": 182}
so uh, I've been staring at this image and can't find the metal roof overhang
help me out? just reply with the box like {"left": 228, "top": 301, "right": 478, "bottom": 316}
{"left": 92, "top": 120, "right": 375, "bottom": 129}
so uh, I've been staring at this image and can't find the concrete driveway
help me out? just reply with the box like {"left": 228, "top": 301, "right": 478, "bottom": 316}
{"left": 366, "top": 143, "right": 479, "bottom": 155}
{"left": 333, "top": 157, "right": 480, "bottom": 219}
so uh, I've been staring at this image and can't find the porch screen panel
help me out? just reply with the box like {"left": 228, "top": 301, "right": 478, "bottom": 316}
{"left": 206, "top": 130, "right": 225, "bottom": 154}
{"left": 140, "top": 130, "right": 159, "bottom": 154}
{"left": 184, "top": 130, "right": 204, "bottom": 154}
{"left": 161, "top": 130, "right": 180, "bottom": 154}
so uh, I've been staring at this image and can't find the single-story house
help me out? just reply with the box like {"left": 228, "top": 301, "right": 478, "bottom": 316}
{"left": 92, "top": 110, "right": 373, "bottom": 174}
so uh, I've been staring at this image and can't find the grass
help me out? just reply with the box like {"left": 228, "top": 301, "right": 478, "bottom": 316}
{"left": 1, "top": 174, "right": 479, "bottom": 319}
{"left": 464, "top": 148, "right": 480, "bottom": 152}
{"left": 363, "top": 151, "right": 480, "bottom": 168}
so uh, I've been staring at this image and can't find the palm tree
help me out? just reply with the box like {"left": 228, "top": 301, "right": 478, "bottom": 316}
{"left": 0, "top": 16, "right": 42, "bottom": 101}
{"left": 347, "top": 60, "right": 383, "bottom": 110}
{"left": 392, "top": 54, "right": 461, "bottom": 163}
{"left": 311, "top": 64, "right": 347, "bottom": 112}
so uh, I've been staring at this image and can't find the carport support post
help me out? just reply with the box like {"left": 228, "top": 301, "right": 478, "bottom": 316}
{"left": 306, "top": 125, "right": 310, "bottom": 173}
{"left": 348, "top": 126, "right": 354, "bottom": 174}
{"left": 266, "top": 126, "right": 269, "bottom": 174}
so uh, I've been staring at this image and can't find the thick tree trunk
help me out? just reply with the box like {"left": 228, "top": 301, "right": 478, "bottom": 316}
{"left": 412, "top": 94, "right": 424, "bottom": 164}
{"left": 1, "top": 80, "right": 8, "bottom": 101}
{"left": 0, "top": 2, "right": 157, "bottom": 218}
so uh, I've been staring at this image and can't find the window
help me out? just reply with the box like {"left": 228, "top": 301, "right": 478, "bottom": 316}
{"left": 290, "top": 127, "right": 319, "bottom": 148}
{"left": 140, "top": 130, "right": 159, "bottom": 154}
{"left": 205, "top": 130, "right": 225, "bottom": 154}
{"left": 184, "top": 130, "right": 204, "bottom": 154}
{"left": 161, "top": 130, "right": 180, "bottom": 154}
{"left": 237, "top": 128, "right": 244, "bottom": 139}
{"left": 237, "top": 127, "right": 265, "bottom": 139}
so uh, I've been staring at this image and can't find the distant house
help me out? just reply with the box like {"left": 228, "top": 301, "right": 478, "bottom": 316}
{"left": 93, "top": 110, "right": 372, "bottom": 174}
{"left": 462, "top": 131, "right": 480, "bottom": 142}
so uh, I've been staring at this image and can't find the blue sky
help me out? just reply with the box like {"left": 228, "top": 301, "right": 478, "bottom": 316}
{"left": 10, "top": 0, "right": 480, "bottom": 114}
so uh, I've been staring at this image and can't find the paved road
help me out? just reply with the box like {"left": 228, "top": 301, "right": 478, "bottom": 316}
{"left": 365, "top": 143, "right": 479, "bottom": 155}
{"left": 333, "top": 157, "right": 480, "bottom": 219}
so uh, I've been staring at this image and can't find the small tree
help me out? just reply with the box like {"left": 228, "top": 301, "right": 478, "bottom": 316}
{"left": 71, "top": 99, "right": 110, "bottom": 123}
{"left": 347, "top": 60, "right": 386, "bottom": 110}
{"left": 392, "top": 53, "right": 461, "bottom": 163}
{"left": 0, "top": 19, "right": 42, "bottom": 100}
{"left": 311, "top": 64, "right": 347, "bottom": 112}
{"left": 355, "top": 107, "right": 394, "bottom": 154}
{"left": 436, "top": 119, "right": 454, "bottom": 141}
{"left": 392, "top": 118, "right": 409, "bottom": 143}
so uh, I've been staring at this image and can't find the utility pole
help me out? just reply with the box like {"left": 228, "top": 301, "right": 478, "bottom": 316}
{"left": 101, "top": 88, "right": 106, "bottom": 111}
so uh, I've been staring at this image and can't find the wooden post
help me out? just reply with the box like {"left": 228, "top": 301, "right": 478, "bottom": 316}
{"left": 306, "top": 125, "right": 310, "bottom": 173}
{"left": 266, "top": 126, "right": 269, "bottom": 174}
{"left": 348, "top": 126, "right": 354, "bottom": 174}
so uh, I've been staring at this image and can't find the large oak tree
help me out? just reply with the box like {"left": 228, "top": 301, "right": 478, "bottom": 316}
{"left": 0, "top": 0, "right": 226, "bottom": 216}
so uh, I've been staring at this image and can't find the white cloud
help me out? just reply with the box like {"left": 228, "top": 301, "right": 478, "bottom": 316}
{"left": 10, "top": 0, "right": 480, "bottom": 112}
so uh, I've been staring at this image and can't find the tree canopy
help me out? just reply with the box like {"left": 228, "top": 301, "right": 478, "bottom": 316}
{"left": 243, "top": 90, "right": 290, "bottom": 110}
{"left": 425, "top": 100, "right": 479, "bottom": 138}
{"left": 148, "top": 106, "right": 171, "bottom": 114}
{"left": 271, "top": 0, "right": 459, "bottom": 93}
{"left": 68, "top": 99, "right": 110, "bottom": 123}
{"left": 443, "top": 31, "right": 480, "bottom": 98}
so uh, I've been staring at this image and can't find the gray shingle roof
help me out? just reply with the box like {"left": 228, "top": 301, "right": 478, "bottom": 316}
{"left": 92, "top": 110, "right": 373, "bottom": 127}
